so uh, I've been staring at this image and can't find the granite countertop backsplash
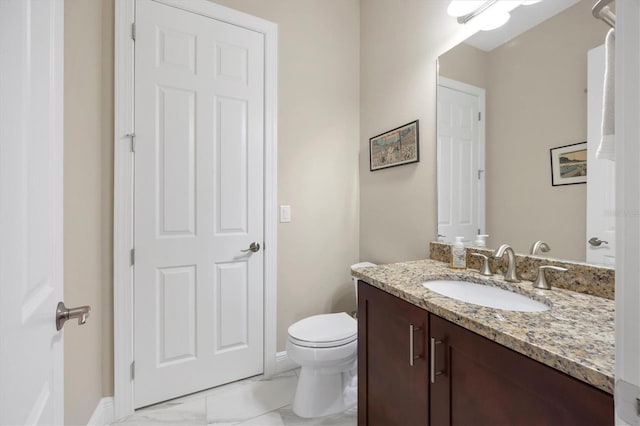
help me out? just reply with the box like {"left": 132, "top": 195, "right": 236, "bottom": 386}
{"left": 352, "top": 259, "right": 615, "bottom": 395}
{"left": 430, "top": 241, "right": 615, "bottom": 299}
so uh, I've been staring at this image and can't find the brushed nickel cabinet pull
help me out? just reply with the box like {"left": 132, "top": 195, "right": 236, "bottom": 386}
{"left": 409, "top": 324, "right": 422, "bottom": 366}
{"left": 430, "top": 337, "right": 444, "bottom": 383}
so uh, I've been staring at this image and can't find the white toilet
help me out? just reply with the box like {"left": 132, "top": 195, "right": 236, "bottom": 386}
{"left": 286, "top": 262, "right": 376, "bottom": 418}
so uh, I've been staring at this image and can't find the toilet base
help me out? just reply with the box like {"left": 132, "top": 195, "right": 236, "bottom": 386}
{"left": 292, "top": 363, "right": 357, "bottom": 418}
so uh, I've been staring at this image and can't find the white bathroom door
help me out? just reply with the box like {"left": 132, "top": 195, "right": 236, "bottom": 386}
{"left": 134, "top": 0, "right": 265, "bottom": 407}
{"left": 587, "top": 45, "right": 616, "bottom": 266}
{"left": 437, "top": 78, "right": 485, "bottom": 243}
{"left": 0, "top": 0, "right": 64, "bottom": 424}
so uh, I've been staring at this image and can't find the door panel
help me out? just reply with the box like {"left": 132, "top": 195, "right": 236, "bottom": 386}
{"left": 157, "top": 86, "right": 196, "bottom": 236}
{"left": 134, "top": 0, "right": 265, "bottom": 407}
{"left": 157, "top": 266, "right": 197, "bottom": 365}
{"left": 0, "top": 0, "right": 64, "bottom": 424}
{"left": 157, "top": 27, "right": 196, "bottom": 72}
{"left": 216, "top": 97, "right": 249, "bottom": 234}
{"left": 216, "top": 262, "right": 249, "bottom": 352}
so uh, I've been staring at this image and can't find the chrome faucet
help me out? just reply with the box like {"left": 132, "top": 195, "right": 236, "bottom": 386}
{"left": 530, "top": 240, "right": 550, "bottom": 255}
{"left": 493, "top": 244, "right": 520, "bottom": 283}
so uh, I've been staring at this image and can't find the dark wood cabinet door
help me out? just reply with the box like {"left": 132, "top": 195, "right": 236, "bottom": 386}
{"left": 429, "top": 314, "right": 613, "bottom": 426}
{"left": 358, "top": 282, "right": 429, "bottom": 426}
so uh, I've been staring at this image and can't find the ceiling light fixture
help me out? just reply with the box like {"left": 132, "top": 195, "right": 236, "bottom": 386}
{"left": 452, "top": 0, "right": 499, "bottom": 25}
{"left": 448, "top": 0, "right": 541, "bottom": 31}
{"left": 478, "top": 11, "right": 511, "bottom": 31}
{"left": 447, "top": 1, "right": 487, "bottom": 18}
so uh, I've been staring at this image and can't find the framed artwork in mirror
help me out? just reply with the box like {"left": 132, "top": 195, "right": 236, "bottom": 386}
{"left": 550, "top": 142, "right": 587, "bottom": 186}
{"left": 369, "top": 120, "right": 419, "bottom": 171}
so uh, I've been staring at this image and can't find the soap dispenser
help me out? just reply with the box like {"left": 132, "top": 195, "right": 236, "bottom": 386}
{"left": 451, "top": 236, "right": 467, "bottom": 269}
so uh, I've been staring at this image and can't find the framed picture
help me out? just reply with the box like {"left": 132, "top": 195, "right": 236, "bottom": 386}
{"left": 550, "top": 142, "right": 587, "bottom": 186}
{"left": 369, "top": 120, "right": 419, "bottom": 171}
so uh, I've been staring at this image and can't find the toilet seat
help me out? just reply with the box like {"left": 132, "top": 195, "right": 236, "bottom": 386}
{"left": 288, "top": 333, "right": 356, "bottom": 348}
{"left": 288, "top": 312, "right": 357, "bottom": 348}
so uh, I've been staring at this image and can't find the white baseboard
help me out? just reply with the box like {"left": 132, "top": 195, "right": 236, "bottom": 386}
{"left": 87, "top": 397, "right": 114, "bottom": 426}
{"left": 275, "top": 350, "right": 298, "bottom": 374}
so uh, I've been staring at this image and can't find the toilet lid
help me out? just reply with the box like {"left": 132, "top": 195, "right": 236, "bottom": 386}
{"left": 288, "top": 313, "right": 357, "bottom": 348}
{"left": 351, "top": 262, "right": 376, "bottom": 270}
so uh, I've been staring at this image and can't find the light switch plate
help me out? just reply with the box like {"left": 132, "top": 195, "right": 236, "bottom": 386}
{"left": 280, "top": 205, "right": 291, "bottom": 223}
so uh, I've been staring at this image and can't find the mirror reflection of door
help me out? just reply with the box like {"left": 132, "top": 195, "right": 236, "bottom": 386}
{"left": 437, "top": 77, "right": 486, "bottom": 244}
{"left": 587, "top": 45, "right": 616, "bottom": 266}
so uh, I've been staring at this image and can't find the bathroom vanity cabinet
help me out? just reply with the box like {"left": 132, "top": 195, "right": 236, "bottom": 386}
{"left": 357, "top": 281, "right": 614, "bottom": 426}
{"left": 357, "top": 281, "right": 430, "bottom": 425}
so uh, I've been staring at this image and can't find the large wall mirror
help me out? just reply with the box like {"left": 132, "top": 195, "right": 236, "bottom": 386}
{"left": 436, "top": 0, "right": 615, "bottom": 265}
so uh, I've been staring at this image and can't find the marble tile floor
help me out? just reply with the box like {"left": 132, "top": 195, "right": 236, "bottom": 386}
{"left": 112, "top": 370, "right": 357, "bottom": 426}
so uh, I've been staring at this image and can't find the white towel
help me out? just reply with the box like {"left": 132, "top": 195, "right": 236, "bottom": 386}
{"left": 597, "top": 28, "right": 615, "bottom": 161}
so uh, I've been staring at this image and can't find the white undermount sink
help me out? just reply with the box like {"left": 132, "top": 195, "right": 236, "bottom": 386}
{"left": 422, "top": 280, "right": 549, "bottom": 312}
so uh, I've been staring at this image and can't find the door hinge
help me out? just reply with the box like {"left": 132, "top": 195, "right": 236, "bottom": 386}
{"left": 478, "top": 169, "right": 484, "bottom": 180}
{"left": 131, "top": 23, "right": 136, "bottom": 41}
{"left": 126, "top": 133, "right": 136, "bottom": 152}
{"left": 131, "top": 361, "right": 135, "bottom": 380}
{"left": 130, "top": 248, "right": 135, "bottom": 266}
{"left": 478, "top": 112, "right": 482, "bottom": 121}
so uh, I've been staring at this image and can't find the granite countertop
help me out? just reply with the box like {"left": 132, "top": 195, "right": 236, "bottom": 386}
{"left": 352, "top": 259, "right": 615, "bottom": 394}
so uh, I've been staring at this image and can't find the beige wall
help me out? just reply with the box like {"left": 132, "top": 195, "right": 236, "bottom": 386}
{"left": 64, "top": 0, "right": 359, "bottom": 423}
{"left": 484, "top": 0, "right": 606, "bottom": 260}
{"left": 438, "top": 0, "right": 606, "bottom": 260}
{"left": 439, "top": 43, "right": 488, "bottom": 90}
{"left": 359, "top": 1, "right": 472, "bottom": 264}
{"left": 208, "top": 0, "right": 361, "bottom": 350}
{"left": 64, "top": 0, "right": 114, "bottom": 424}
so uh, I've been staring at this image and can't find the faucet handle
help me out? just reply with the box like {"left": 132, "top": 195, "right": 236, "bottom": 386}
{"left": 471, "top": 253, "right": 493, "bottom": 276}
{"left": 533, "top": 265, "right": 568, "bottom": 290}
{"left": 530, "top": 240, "right": 551, "bottom": 255}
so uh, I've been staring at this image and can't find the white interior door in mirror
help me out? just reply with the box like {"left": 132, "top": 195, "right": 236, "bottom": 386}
{"left": 134, "top": 0, "right": 265, "bottom": 407}
{"left": 587, "top": 45, "right": 615, "bottom": 266}
{"left": 437, "top": 78, "right": 486, "bottom": 244}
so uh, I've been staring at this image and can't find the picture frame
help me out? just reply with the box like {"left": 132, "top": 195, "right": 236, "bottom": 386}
{"left": 369, "top": 120, "right": 419, "bottom": 171}
{"left": 550, "top": 141, "right": 587, "bottom": 186}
